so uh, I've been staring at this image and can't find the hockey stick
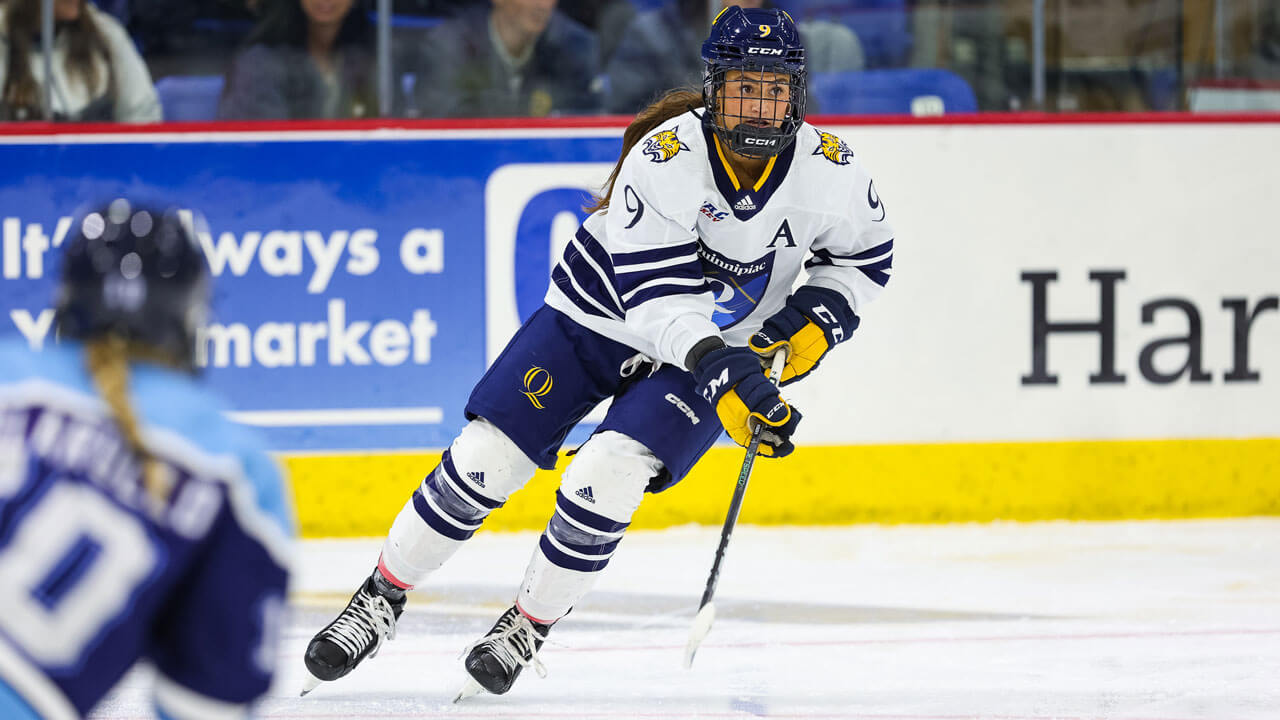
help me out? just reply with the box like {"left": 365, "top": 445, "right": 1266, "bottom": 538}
{"left": 683, "top": 348, "right": 788, "bottom": 669}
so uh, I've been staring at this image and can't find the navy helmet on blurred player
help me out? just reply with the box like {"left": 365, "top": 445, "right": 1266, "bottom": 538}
{"left": 0, "top": 198, "right": 293, "bottom": 720}
{"left": 55, "top": 198, "right": 209, "bottom": 370}
{"left": 701, "top": 6, "right": 807, "bottom": 158}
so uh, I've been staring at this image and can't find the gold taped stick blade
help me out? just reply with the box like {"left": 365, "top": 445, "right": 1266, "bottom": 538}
{"left": 683, "top": 602, "right": 717, "bottom": 669}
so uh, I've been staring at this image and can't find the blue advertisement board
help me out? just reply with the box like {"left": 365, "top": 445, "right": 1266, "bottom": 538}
{"left": 0, "top": 130, "right": 623, "bottom": 451}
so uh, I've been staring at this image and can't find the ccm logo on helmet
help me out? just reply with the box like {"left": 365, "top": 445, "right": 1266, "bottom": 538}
{"left": 747, "top": 47, "right": 784, "bottom": 55}
{"left": 744, "top": 136, "right": 778, "bottom": 146}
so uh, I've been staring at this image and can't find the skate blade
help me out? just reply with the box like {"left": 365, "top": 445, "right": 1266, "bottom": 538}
{"left": 453, "top": 676, "right": 485, "bottom": 703}
{"left": 300, "top": 672, "right": 323, "bottom": 697}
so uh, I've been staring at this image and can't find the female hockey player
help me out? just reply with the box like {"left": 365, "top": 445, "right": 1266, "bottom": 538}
{"left": 0, "top": 200, "right": 294, "bottom": 718}
{"left": 303, "top": 5, "right": 894, "bottom": 700}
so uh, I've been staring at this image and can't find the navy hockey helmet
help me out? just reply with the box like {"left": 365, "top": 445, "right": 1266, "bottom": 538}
{"left": 55, "top": 199, "right": 210, "bottom": 371}
{"left": 701, "top": 6, "right": 807, "bottom": 159}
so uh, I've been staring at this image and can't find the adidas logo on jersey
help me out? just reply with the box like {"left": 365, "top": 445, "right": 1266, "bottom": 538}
{"left": 467, "top": 471, "right": 486, "bottom": 487}
{"left": 574, "top": 486, "right": 596, "bottom": 504}
{"left": 734, "top": 195, "right": 756, "bottom": 211}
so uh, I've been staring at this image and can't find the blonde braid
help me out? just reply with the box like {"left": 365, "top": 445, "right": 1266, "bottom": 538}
{"left": 85, "top": 337, "right": 168, "bottom": 505}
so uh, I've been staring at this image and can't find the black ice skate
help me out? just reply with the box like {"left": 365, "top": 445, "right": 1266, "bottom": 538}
{"left": 454, "top": 605, "right": 552, "bottom": 701}
{"left": 301, "top": 577, "right": 405, "bottom": 695}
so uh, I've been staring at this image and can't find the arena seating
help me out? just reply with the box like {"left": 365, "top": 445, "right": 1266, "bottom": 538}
{"left": 155, "top": 75, "right": 224, "bottom": 122}
{"left": 772, "top": 0, "right": 911, "bottom": 68}
{"left": 808, "top": 68, "right": 977, "bottom": 115}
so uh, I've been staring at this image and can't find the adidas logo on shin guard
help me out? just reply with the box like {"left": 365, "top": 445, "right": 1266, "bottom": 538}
{"left": 574, "top": 486, "right": 596, "bottom": 504}
{"left": 467, "top": 471, "right": 486, "bottom": 487}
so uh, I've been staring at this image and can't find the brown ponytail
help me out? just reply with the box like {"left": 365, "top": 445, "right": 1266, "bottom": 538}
{"left": 586, "top": 88, "right": 704, "bottom": 214}
{"left": 86, "top": 337, "right": 169, "bottom": 505}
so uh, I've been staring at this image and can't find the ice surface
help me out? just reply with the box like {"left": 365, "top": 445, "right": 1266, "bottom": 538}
{"left": 90, "top": 519, "right": 1280, "bottom": 719}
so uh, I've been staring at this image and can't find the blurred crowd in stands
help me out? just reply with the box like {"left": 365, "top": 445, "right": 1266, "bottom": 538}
{"left": 3, "top": 0, "right": 1280, "bottom": 123}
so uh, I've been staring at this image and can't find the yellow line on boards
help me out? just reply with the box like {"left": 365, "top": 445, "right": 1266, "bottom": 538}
{"left": 281, "top": 438, "right": 1280, "bottom": 538}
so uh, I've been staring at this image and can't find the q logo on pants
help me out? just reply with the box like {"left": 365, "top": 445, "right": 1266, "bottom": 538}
{"left": 522, "top": 366, "right": 553, "bottom": 409}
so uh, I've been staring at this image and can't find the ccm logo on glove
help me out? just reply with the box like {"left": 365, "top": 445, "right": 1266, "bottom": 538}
{"left": 701, "top": 368, "right": 731, "bottom": 403}
{"left": 692, "top": 346, "right": 801, "bottom": 458}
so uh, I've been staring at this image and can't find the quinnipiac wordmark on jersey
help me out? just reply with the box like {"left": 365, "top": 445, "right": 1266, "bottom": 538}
{"left": 700, "top": 244, "right": 777, "bottom": 330}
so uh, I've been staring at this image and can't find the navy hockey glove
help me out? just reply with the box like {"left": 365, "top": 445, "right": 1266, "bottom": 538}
{"left": 748, "top": 286, "right": 860, "bottom": 386}
{"left": 693, "top": 346, "right": 801, "bottom": 458}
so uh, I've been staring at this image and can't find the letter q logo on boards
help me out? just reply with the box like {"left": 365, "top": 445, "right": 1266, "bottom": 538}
{"left": 485, "top": 162, "right": 612, "bottom": 365}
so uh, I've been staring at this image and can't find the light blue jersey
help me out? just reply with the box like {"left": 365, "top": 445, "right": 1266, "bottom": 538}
{"left": 0, "top": 337, "right": 294, "bottom": 720}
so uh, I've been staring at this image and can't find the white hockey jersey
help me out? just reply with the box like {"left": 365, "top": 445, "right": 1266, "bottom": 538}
{"left": 544, "top": 109, "right": 894, "bottom": 369}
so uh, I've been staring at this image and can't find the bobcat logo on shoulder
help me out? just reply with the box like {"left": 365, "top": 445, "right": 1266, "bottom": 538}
{"left": 813, "top": 130, "right": 854, "bottom": 165}
{"left": 642, "top": 128, "right": 690, "bottom": 163}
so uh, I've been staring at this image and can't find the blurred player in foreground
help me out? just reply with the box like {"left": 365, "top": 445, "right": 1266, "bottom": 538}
{"left": 303, "top": 6, "right": 894, "bottom": 701}
{"left": 0, "top": 199, "right": 294, "bottom": 719}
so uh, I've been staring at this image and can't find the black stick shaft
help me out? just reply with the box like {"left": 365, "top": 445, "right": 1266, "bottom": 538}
{"left": 696, "top": 422, "right": 765, "bottom": 609}
{"left": 695, "top": 351, "right": 787, "bottom": 611}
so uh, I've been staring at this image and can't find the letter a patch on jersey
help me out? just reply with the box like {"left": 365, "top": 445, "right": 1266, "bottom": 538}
{"left": 766, "top": 218, "right": 796, "bottom": 248}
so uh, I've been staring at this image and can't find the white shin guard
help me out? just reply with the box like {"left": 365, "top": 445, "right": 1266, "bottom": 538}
{"left": 379, "top": 418, "right": 537, "bottom": 588}
{"left": 517, "top": 431, "right": 663, "bottom": 623}
{"left": 378, "top": 497, "right": 460, "bottom": 588}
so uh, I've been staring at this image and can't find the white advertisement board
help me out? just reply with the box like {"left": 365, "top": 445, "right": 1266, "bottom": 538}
{"left": 480, "top": 122, "right": 1280, "bottom": 446}
{"left": 782, "top": 122, "right": 1280, "bottom": 444}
